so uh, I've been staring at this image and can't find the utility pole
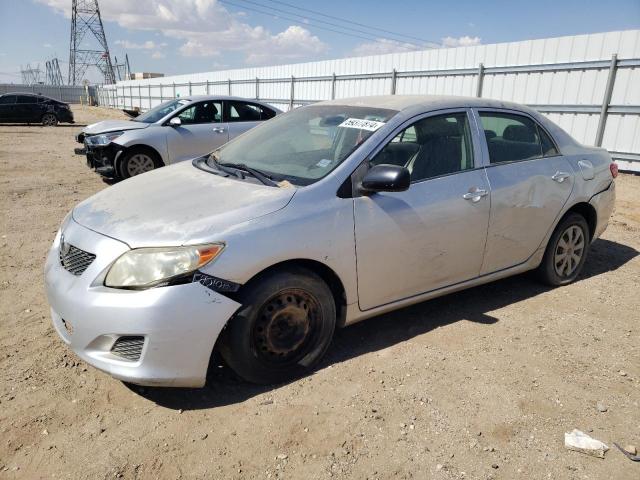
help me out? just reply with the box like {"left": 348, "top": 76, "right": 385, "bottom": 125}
{"left": 68, "top": 0, "right": 116, "bottom": 85}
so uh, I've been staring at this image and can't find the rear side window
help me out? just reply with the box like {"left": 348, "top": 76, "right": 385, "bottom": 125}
{"left": 479, "top": 112, "right": 557, "bottom": 164}
{"left": 227, "top": 101, "right": 275, "bottom": 122}
{"left": 0, "top": 95, "right": 16, "bottom": 105}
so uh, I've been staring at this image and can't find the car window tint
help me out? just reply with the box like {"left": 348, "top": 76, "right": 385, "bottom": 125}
{"left": 479, "top": 112, "right": 545, "bottom": 163}
{"left": 371, "top": 112, "right": 474, "bottom": 182}
{"left": 228, "top": 102, "right": 263, "bottom": 122}
{"left": 0, "top": 95, "right": 16, "bottom": 105}
{"left": 17, "top": 95, "right": 36, "bottom": 104}
{"left": 538, "top": 126, "right": 559, "bottom": 156}
{"left": 177, "top": 101, "right": 221, "bottom": 124}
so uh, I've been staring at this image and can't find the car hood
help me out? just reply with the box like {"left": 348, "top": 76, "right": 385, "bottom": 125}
{"left": 72, "top": 161, "right": 296, "bottom": 248}
{"left": 83, "top": 119, "right": 149, "bottom": 135}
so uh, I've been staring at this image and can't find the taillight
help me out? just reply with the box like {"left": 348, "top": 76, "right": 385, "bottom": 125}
{"left": 610, "top": 162, "right": 619, "bottom": 178}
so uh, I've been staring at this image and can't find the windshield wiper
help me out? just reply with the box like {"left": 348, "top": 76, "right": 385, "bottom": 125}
{"left": 219, "top": 162, "right": 279, "bottom": 187}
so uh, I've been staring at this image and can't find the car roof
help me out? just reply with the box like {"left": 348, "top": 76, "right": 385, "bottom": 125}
{"left": 319, "top": 94, "right": 537, "bottom": 114}
{"left": 0, "top": 92, "right": 57, "bottom": 100}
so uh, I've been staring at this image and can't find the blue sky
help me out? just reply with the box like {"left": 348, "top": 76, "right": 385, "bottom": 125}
{"left": 0, "top": 0, "right": 638, "bottom": 84}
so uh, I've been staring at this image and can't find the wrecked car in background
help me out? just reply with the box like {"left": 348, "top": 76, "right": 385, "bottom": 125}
{"left": 75, "top": 95, "right": 280, "bottom": 179}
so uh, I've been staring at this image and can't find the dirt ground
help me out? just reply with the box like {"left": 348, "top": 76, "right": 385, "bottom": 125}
{"left": 0, "top": 106, "right": 638, "bottom": 480}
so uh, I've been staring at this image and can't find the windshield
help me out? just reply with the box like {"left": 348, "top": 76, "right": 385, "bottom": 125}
{"left": 209, "top": 104, "right": 398, "bottom": 185}
{"left": 135, "top": 98, "right": 191, "bottom": 123}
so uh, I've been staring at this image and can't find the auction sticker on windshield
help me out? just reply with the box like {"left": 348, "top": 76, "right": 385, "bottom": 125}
{"left": 338, "top": 118, "right": 386, "bottom": 131}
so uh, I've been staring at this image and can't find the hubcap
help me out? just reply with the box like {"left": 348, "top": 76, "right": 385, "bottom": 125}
{"left": 126, "top": 154, "right": 155, "bottom": 176}
{"left": 554, "top": 225, "right": 585, "bottom": 277}
{"left": 253, "top": 289, "right": 320, "bottom": 366}
{"left": 43, "top": 114, "right": 56, "bottom": 126}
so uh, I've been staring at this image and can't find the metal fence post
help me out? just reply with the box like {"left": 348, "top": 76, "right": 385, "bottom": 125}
{"left": 160, "top": 83, "right": 163, "bottom": 102}
{"left": 228, "top": 79, "right": 232, "bottom": 96}
{"left": 188, "top": 81, "right": 192, "bottom": 96}
{"left": 206, "top": 80, "right": 210, "bottom": 95}
{"left": 173, "top": 82, "right": 176, "bottom": 98}
{"left": 289, "top": 76, "right": 295, "bottom": 110}
{"left": 148, "top": 83, "right": 152, "bottom": 109}
{"left": 595, "top": 54, "right": 618, "bottom": 147}
{"left": 331, "top": 73, "right": 336, "bottom": 100}
{"left": 138, "top": 84, "right": 142, "bottom": 109}
{"left": 390, "top": 69, "right": 397, "bottom": 95}
{"left": 255, "top": 77, "right": 259, "bottom": 100}
{"left": 476, "top": 63, "right": 485, "bottom": 97}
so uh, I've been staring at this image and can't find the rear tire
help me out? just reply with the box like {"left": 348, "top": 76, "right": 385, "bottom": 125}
{"left": 118, "top": 148, "right": 161, "bottom": 179}
{"left": 217, "top": 267, "right": 336, "bottom": 384}
{"left": 41, "top": 113, "right": 58, "bottom": 127}
{"left": 537, "top": 213, "right": 590, "bottom": 286}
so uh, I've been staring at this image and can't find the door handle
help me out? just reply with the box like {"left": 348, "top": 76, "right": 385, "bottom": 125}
{"left": 551, "top": 171, "right": 571, "bottom": 183}
{"left": 212, "top": 127, "right": 226, "bottom": 133}
{"left": 462, "top": 188, "right": 489, "bottom": 202}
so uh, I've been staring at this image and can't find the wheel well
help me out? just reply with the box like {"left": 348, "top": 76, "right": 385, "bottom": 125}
{"left": 120, "top": 144, "right": 164, "bottom": 166}
{"left": 565, "top": 202, "right": 597, "bottom": 241}
{"left": 240, "top": 259, "right": 348, "bottom": 328}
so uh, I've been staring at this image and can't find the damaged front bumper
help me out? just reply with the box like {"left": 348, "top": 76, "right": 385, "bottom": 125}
{"left": 45, "top": 217, "right": 242, "bottom": 387}
{"left": 75, "top": 136, "right": 123, "bottom": 178}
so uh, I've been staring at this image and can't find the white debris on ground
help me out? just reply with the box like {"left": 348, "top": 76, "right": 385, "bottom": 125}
{"left": 564, "top": 429, "right": 609, "bottom": 458}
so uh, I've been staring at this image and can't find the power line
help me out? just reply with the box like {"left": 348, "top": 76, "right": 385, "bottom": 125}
{"left": 263, "top": 0, "right": 440, "bottom": 47}
{"left": 234, "top": 0, "right": 435, "bottom": 48}
{"left": 218, "top": 0, "right": 423, "bottom": 51}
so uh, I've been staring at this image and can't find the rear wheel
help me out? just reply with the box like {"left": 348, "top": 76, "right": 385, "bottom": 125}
{"left": 119, "top": 148, "right": 161, "bottom": 179}
{"left": 217, "top": 267, "right": 336, "bottom": 384}
{"left": 537, "top": 213, "right": 589, "bottom": 286}
{"left": 41, "top": 113, "right": 58, "bottom": 127}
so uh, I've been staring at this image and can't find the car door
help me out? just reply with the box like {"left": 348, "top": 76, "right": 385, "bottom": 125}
{"left": 15, "top": 95, "right": 39, "bottom": 122}
{"left": 353, "top": 110, "right": 491, "bottom": 311}
{"left": 225, "top": 101, "right": 274, "bottom": 140}
{"left": 476, "top": 109, "right": 574, "bottom": 274}
{"left": 0, "top": 95, "right": 17, "bottom": 121}
{"left": 164, "top": 100, "right": 228, "bottom": 163}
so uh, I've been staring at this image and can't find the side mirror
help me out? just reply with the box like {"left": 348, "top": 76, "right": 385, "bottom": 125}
{"left": 169, "top": 117, "right": 182, "bottom": 127}
{"left": 360, "top": 164, "right": 410, "bottom": 193}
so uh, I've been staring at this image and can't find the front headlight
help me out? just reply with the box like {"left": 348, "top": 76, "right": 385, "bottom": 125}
{"left": 87, "top": 131, "right": 124, "bottom": 146}
{"left": 105, "top": 243, "right": 224, "bottom": 289}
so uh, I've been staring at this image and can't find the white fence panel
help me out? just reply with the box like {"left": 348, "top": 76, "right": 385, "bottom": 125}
{"left": 97, "top": 30, "right": 640, "bottom": 171}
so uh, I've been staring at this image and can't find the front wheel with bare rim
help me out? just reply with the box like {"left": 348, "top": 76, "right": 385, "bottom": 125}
{"left": 41, "top": 113, "right": 58, "bottom": 127}
{"left": 537, "top": 213, "right": 590, "bottom": 286}
{"left": 217, "top": 267, "right": 336, "bottom": 384}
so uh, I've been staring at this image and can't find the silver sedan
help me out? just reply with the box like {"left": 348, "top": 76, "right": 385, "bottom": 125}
{"left": 46, "top": 95, "right": 616, "bottom": 387}
{"left": 76, "top": 95, "right": 280, "bottom": 179}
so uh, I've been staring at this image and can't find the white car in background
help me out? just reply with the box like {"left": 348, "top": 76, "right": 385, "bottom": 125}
{"left": 75, "top": 95, "right": 280, "bottom": 179}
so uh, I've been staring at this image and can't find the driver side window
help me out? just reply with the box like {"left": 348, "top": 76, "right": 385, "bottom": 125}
{"left": 371, "top": 112, "right": 474, "bottom": 182}
{"left": 177, "top": 101, "right": 221, "bottom": 125}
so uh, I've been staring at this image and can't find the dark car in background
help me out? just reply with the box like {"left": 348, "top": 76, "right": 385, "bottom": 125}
{"left": 0, "top": 93, "right": 74, "bottom": 126}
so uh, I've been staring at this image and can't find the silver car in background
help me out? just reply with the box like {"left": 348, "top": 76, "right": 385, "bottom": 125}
{"left": 75, "top": 95, "right": 280, "bottom": 179}
{"left": 46, "top": 95, "right": 616, "bottom": 387}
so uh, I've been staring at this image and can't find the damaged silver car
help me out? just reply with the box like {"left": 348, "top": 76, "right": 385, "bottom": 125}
{"left": 75, "top": 95, "right": 279, "bottom": 179}
{"left": 46, "top": 95, "right": 616, "bottom": 387}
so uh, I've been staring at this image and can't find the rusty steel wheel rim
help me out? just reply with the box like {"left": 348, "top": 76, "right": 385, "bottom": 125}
{"left": 252, "top": 288, "right": 321, "bottom": 367}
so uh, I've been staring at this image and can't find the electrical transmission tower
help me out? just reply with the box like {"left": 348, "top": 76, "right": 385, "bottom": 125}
{"left": 46, "top": 58, "right": 65, "bottom": 85}
{"left": 113, "top": 54, "right": 132, "bottom": 81}
{"left": 68, "top": 0, "right": 115, "bottom": 85}
{"left": 21, "top": 64, "right": 43, "bottom": 85}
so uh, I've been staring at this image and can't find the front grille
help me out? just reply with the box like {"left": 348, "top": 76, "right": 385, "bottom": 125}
{"left": 111, "top": 336, "right": 145, "bottom": 361}
{"left": 59, "top": 243, "right": 95, "bottom": 276}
